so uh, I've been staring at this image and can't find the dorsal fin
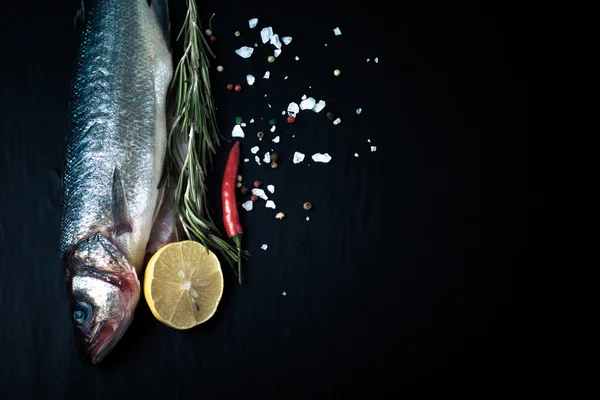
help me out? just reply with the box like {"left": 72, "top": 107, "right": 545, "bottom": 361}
{"left": 148, "top": 0, "right": 171, "bottom": 52}
{"left": 112, "top": 167, "right": 132, "bottom": 237}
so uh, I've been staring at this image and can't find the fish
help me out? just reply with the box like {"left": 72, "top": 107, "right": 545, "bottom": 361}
{"left": 60, "top": 0, "right": 175, "bottom": 365}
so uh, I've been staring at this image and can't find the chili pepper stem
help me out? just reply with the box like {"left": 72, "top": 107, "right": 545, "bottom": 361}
{"left": 232, "top": 235, "right": 242, "bottom": 283}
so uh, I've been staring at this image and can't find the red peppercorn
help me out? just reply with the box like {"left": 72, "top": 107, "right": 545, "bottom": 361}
{"left": 253, "top": 180, "right": 261, "bottom": 188}
{"left": 209, "top": 35, "right": 216, "bottom": 43}
{"left": 226, "top": 84, "right": 233, "bottom": 91}
{"left": 250, "top": 194, "right": 259, "bottom": 202}
{"left": 287, "top": 115, "right": 296, "bottom": 124}
{"left": 234, "top": 84, "right": 242, "bottom": 92}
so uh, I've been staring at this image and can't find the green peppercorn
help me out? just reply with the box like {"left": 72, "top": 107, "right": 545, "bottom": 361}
{"left": 235, "top": 116, "right": 243, "bottom": 125}
{"left": 268, "top": 118, "right": 277, "bottom": 126}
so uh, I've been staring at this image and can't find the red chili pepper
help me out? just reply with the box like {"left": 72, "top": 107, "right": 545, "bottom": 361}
{"left": 222, "top": 141, "right": 244, "bottom": 282}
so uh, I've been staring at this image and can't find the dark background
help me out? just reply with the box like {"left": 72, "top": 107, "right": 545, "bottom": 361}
{"left": 0, "top": 0, "right": 594, "bottom": 398}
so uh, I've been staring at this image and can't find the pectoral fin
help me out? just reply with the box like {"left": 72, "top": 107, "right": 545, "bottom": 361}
{"left": 112, "top": 167, "right": 132, "bottom": 237}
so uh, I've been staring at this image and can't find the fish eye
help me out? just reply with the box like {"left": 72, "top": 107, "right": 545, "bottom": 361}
{"left": 73, "top": 301, "right": 93, "bottom": 325}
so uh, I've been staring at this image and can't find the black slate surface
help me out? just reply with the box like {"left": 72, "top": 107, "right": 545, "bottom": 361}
{"left": 0, "top": 0, "right": 594, "bottom": 398}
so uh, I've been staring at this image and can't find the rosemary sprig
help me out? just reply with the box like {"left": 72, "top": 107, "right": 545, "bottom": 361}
{"left": 165, "top": 4, "right": 247, "bottom": 275}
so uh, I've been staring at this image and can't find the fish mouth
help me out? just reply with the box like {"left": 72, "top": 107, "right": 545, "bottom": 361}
{"left": 86, "top": 318, "right": 133, "bottom": 365}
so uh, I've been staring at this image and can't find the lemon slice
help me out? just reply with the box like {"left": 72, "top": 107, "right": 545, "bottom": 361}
{"left": 143, "top": 240, "right": 224, "bottom": 330}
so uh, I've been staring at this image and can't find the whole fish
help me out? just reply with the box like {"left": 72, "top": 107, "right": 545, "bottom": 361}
{"left": 60, "top": 0, "right": 174, "bottom": 364}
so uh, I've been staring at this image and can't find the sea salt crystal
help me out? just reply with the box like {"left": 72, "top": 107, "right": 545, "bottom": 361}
{"left": 252, "top": 188, "right": 268, "bottom": 200}
{"left": 282, "top": 36, "right": 292, "bottom": 45}
{"left": 287, "top": 102, "right": 299, "bottom": 117}
{"left": 232, "top": 125, "right": 245, "bottom": 138}
{"left": 268, "top": 104, "right": 272, "bottom": 108}
{"left": 293, "top": 152, "right": 305, "bottom": 164}
{"left": 306, "top": 216, "right": 310, "bottom": 221}
{"left": 260, "top": 244, "right": 268, "bottom": 250}
{"left": 260, "top": 27, "right": 273, "bottom": 43}
{"left": 250, "top": 118, "right": 254, "bottom": 123}
{"left": 272, "top": 136, "right": 280, "bottom": 143}
{"left": 281, "top": 110, "right": 286, "bottom": 115}
{"left": 270, "top": 125, "right": 276, "bottom": 132}
{"left": 244, "top": 158, "right": 249, "bottom": 162}
{"left": 301, "top": 94, "right": 307, "bottom": 100}
{"left": 251, "top": 146, "right": 260, "bottom": 154}
{"left": 235, "top": 46, "right": 254, "bottom": 58}
{"left": 333, "top": 118, "right": 341, "bottom": 125}
{"left": 282, "top": 291, "right": 286, "bottom": 296}
{"left": 270, "top": 34, "right": 282, "bottom": 49}
{"left": 313, "top": 100, "right": 326, "bottom": 113}
{"left": 255, "top": 156, "right": 261, "bottom": 165}
{"left": 300, "top": 97, "right": 316, "bottom": 110}
{"left": 366, "top": 58, "right": 370, "bottom": 62}
{"left": 356, "top": 108, "right": 362, "bottom": 114}
{"left": 274, "top": 48, "right": 282, "bottom": 57}
{"left": 295, "top": 56, "right": 299, "bottom": 61}
{"left": 284, "top": 76, "right": 288, "bottom": 80}
{"left": 255, "top": 43, "right": 258, "bottom": 47}
{"left": 312, "top": 153, "right": 332, "bottom": 163}
{"left": 371, "top": 146, "right": 377, "bottom": 152}
{"left": 246, "top": 74, "right": 255, "bottom": 85}
{"left": 248, "top": 18, "right": 258, "bottom": 29}
{"left": 263, "top": 71, "right": 270, "bottom": 79}
{"left": 241, "top": 123, "right": 247, "bottom": 127}
{"left": 375, "top": 57, "right": 379, "bottom": 63}
{"left": 367, "top": 139, "right": 371, "bottom": 143}
{"left": 333, "top": 27, "right": 342, "bottom": 35}
{"left": 354, "top": 153, "right": 359, "bottom": 157}
{"left": 263, "top": 152, "right": 271, "bottom": 163}
{"left": 242, "top": 201, "right": 253, "bottom": 211}
{"left": 265, "top": 200, "right": 276, "bottom": 209}
{"left": 267, "top": 185, "right": 275, "bottom": 193}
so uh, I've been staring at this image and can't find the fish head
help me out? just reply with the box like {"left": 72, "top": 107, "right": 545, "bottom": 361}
{"left": 63, "top": 232, "right": 140, "bottom": 365}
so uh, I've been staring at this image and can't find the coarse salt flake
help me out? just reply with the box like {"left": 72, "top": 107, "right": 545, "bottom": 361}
{"left": 333, "top": 27, "right": 342, "bottom": 35}
{"left": 248, "top": 18, "right": 258, "bottom": 29}
{"left": 375, "top": 57, "right": 379, "bottom": 63}
{"left": 250, "top": 146, "right": 260, "bottom": 154}
{"left": 246, "top": 74, "right": 255, "bottom": 85}
{"left": 232, "top": 125, "right": 245, "bottom": 138}
{"left": 267, "top": 185, "right": 275, "bottom": 193}
{"left": 252, "top": 188, "right": 268, "bottom": 200}
{"left": 306, "top": 216, "right": 310, "bottom": 221}
{"left": 293, "top": 152, "right": 305, "bottom": 164}
{"left": 255, "top": 155, "right": 261, "bottom": 165}
{"left": 263, "top": 71, "right": 270, "bottom": 79}
{"left": 274, "top": 48, "right": 282, "bottom": 57}
{"left": 333, "top": 118, "right": 341, "bottom": 125}
{"left": 260, "top": 244, "right": 268, "bottom": 250}
{"left": 354, "top": 153, "right": 359, "bottom": 157}
{"left": 270, "top": 34, "right": 282, "bottom": 49}
{"left": 284, "top": 76, "right": 288, "bottom": 80}
{"left": 244, "top": 158, "right": 249, "bottom": 162}
{"left": 235, "top": 46, "right": 254, "bottom": 58}
{"left": 241, "top": 122, "right": 247, "bottom": 127}
{"left": 287, "top": 102, "right": 299, "bottom": 117}
{"left": 270, "top": 125, "right": 276, "bottom": 132}
{"left": 300, "top": 97, "right": 316, "bottom": 110}
{"left": 313, "top": 100, "right": 326, "bottom": 113}
{"left": 282, "top": 36, "right": 292, "bottom": 45}
{"left": 250, "top": 118, "right": 255, "bottom": 123}
{"left": 272, "top": 136, "right": 280, "bottom": 143}
{"left": 356, "top": 108, "right": 362, "bottom": 115}
{"left": 260, "top": 27, "right": 273, "bottom": 43}
{"left": 265, "top": 200, "right": 276, "bottom": 209}
{"left": 295, "top": 56, "right": 299, "bottom": 61}
{"left": 312, "top": 153, "right": 332, "bottom": 163}
{"left": 371, "top": 146, "right": 377, "bottom": 152}
{"left": 263, "top": 152, "right": 271, "bottom": 163}
{"left": 301, "top": 94, "right": 307, "bottom": 100}
{"left": 242, "top": 201, "right": 253, "bottom": 211}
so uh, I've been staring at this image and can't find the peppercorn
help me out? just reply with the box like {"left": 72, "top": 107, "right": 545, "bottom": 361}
{"left": 267, "top": 55, "right": 275, "bottom": 63}
{"left": 268, "top": 118, "right": 277, "bottom": 126}
{"left": 234, "top": 84, "right": 242, "bottom": 92}
{"left": 326, "top": 111, "right": 335, "bottom": 121}
{"left": 235, "top": 116, "right": 243, "bottom": 125}
{"left": 333, "top": 69, "right": 341, "bottom": 76}
{"left": 287, "top": 116, "right": 295, "bottom": 124}
{"left": 240, "top": 186, "right": 249, "bottom": 195}
{"left": 271, "top": 162, "right": 278, "bottom": 169}
{"left": 237, "top": 175, "right": 243, "bottom": 182}
{"left": 236, "top": 182, "right": 242, "bottom": 189}
{"left": 257, "top": 131, "right": 264, "bottom": 139}
{"left": 217, "top": 65, "right": 224, "bottom": 72}
{"left": 253, "top": 180, "right": 261, "bottom": 188}
{"left": 205, "top": 29, "right": 213, "bottom": 36}
{"left": 303, "top": 202, "right": 312, "bottom": 210}
{"left": 226, "top": 84, "right": 233, "bottom": 91}
{"left": 270, "top": 152, "right": 279, "bottom": 162}
{"left": 234, "top": 31, "right": 241, "bottom": 37}
{"left": 209, "top": 35, "right": 217, "bottom": 43}
{"left": 251, "top": 194, "right": 259, "bottom": 202}
{"left": 276, "top": 212, "right": 285, "bottom": 219}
